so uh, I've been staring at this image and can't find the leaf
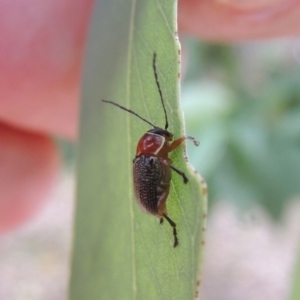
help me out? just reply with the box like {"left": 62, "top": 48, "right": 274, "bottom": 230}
{"left": 69, "top": 1, "right": 207, "bottom": 299}
{"left": 290, "top": 246, "right": 300, "bottom": 300}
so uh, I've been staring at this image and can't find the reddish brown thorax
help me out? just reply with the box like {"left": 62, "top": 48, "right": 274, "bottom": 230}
{"left": 136, "top": 131, "right": 173, "bottom": 158}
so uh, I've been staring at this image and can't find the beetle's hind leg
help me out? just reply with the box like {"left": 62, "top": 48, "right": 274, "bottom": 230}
{"left": 163, "top": 214, "right": 178, "bottom": 247}
{"left": 170, "top": 165, "right": 188, "bottom": 184}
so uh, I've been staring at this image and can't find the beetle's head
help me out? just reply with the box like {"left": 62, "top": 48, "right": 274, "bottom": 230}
{"left": 147, "top": 128, "right": 173, "bottom": 140}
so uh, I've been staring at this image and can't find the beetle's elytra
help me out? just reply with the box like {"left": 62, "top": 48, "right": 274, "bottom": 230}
{"left": 102, "top": 52, "right": 199, "bottom": 247}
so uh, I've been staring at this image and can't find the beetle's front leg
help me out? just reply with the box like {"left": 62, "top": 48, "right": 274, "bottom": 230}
{"left": 169, "top": 136, "right": 199, "bottom": 151}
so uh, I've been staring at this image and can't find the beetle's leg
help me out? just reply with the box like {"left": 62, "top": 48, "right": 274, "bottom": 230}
{"left": 170, "top": 136, "right": 199, "bottom": 151}
{"left": 160, "top": 218, "right": 163, "bottom": 224}
{"left": 186, "top": 136, "right": 200, "bottom": 146}
{"left": 170, "top": 165, "right": 188, "bottom": 184}
{"left": 157, "top": 188, "right": 169, "bottom": 216}
{"left": 163, "top": 214, "right": 178, "bottom": 247}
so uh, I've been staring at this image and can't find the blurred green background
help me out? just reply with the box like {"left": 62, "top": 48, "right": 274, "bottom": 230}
{"left": 182, "top": 38, "right": 300, "bottom": 220}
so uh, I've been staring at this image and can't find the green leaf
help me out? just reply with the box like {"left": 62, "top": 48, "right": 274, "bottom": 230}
{"left": 290, "top": 245, "right": 300, "bottom": 300}
{"left": 69, "top": 1, "right": 207, "bottom": 299}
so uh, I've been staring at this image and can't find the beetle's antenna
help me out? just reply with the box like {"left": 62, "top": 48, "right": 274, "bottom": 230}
{"left": 153, "top": 52, "right": 169, "bottom": 130}
{"left": 102, "top": 99, "right": 157, "bottom": 128}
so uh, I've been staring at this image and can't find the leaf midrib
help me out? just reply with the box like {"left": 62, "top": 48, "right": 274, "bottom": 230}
{"left": 126, "top": 0, "right": 138, "bottom": 298}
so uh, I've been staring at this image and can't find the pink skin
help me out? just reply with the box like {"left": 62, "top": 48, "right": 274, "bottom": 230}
{"left": 0, "top": 0, "right": 93, "bottom": 232}
{"left": 0, "top": 123, "right": 59, "bottom": 232}
{"left": 1, "top": 0, "right": 300, "bottom": 231}
{"left": 178, "top": 0, "right": 300, "bottom": 40}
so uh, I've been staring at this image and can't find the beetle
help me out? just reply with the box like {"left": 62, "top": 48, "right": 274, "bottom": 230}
{"left": 102, "top": 52, "right": 199, "bottom": 247}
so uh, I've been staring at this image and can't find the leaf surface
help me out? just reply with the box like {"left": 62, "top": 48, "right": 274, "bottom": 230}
{"left": 70, "top": 1, "right": 207, "bottom": 299}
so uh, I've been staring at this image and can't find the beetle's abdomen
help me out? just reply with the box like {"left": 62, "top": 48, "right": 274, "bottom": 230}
{"left": 133, "top": 155, "right": 169, "bottom": 216}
